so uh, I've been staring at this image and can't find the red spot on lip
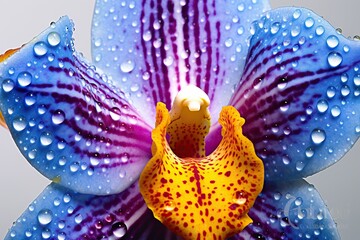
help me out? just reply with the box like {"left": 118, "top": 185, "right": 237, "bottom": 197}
{"left": 225, "top": 171, "right": 231, "bottom": 177}
{"left": 161, "top": 178, "right": 168, "bottom": 184}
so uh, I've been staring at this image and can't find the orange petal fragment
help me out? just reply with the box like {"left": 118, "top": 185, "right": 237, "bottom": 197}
{"left": 0, "top": 48, "right": 20, "bottom": 63}
{"left": 139, "top": 103, "right": 264, "bottom": 240}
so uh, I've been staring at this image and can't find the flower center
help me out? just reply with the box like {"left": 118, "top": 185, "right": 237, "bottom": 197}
{"left": 139, "top": 85, "right": 264, "bottom": 240}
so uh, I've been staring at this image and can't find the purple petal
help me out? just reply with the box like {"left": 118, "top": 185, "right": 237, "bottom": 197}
{"left": 232, "top": 180, "right": 340, "bottom": 240}
{"left": 4, "top": 182, "right": 178, "bottom": 240}
{"left": 91, "top": 0, "right": 270, "bottom": 122}
{"left": 210, "top": 7, "right": 360, "bottom": 180}
{"left": 0, "top": 16, "right": 152, "bottom": 195}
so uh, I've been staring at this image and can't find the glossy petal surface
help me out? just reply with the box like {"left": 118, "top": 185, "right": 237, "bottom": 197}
{"left": 222, "top": 7, "right": 360, "bottom": 180}
{"left": 91, "top": 0, "right": 270, "bottom": 123}
{"left": 4, "top": 182, "right": 178, "bottom": 240}
{"left": 233, "top": 180, "right": 340, "bottom": 240}
{"left": 140, "top": 103, "right": 263, "bottom": 239}
{"left": 0, "top": 17, "right": 152, "bottom": 195}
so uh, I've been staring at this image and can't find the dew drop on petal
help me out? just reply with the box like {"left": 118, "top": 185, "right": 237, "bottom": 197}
{"left": 2, "top": 79, "right": 15, "bottom": 92}
{"left": 12, "top": 117, "right": 27, "bottom": 131}
{"left": 316, "top": 99, "right": 328, "bottom": 113}
{"left": 331, "top": 105, "right": 341, "bottom": 117}
{"left": 112, "top": 222, "right": 127, "bottom": 238}
{"left": 120, "top": 60, "right": 135, "bottom": 73}
{"left": 47, "top": 32, "right": 61, "bottom": 46}
{"left": 327, "top": 52, "right": 342, "bottom": 68}
{"left": 326, "top": 35, "right": 339, "bottom": 49}
{"left": 52, "top": 110, "right": 66, "bottom": 125}
{"left": 311, "top": 129, "right": 326, "bottom": 144}
{"left": 17, "top": 71, "right": 32, "bottom": 87}
{"left": 40, "top": 132, "right": 53, "bottom": 146}
{"left": 37, "top": 209, "right": 53, "bottom": 225}
{"left": 33, "top": 41, "right": 48, "bottom": 57}
{"left": 304, "top": 17, "right": 314, "bottom": 28}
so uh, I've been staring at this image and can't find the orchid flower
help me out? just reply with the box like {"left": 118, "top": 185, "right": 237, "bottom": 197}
{"left": 1, "top": 0, "right": 359, "bottom": 239}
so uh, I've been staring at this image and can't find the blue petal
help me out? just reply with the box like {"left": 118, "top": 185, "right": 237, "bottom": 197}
{"left": 0, "top": 17, "right": 152, "bottom": 195}
{"left": 215, "top": 7, "right": 360, "bottom": 180}
{"left": 91, "top": 0, "right": 270, "bottom": 123}
{"left": 232, "top": 179, "right": 340, "bottom": 239}
{"left": 4, "top": 182, "right": 178, "bottom": 240}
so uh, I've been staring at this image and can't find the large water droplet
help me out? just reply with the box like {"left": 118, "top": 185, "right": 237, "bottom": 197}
{"left": 225, "top": 37, "right": 233, "bottom": 47}
{"left": 47, "top": 32, "right": 61, "bottom": 46}
{"left": 327, "top": 52, "right": 342, "bottom": 68}
{"left": 316, "top": 99, "right": 328, "bottom": 113}
{"left": 112, "top": 222, "right": 127, "bottom": 238}
{"left": 354, "top": 74, "right": 360, "bottom": 86}
{"left": 2, "top": 79, "right": 15, "bottom": 92}
{"left": 74, "top": 213, "right": 83, "bottom": 224}
{"left": 331, "top": 105, "right": 341, "bottom": 117}
{"left": 326, "top": 35, "right": 339, "bottom": 49}
{"left": 41, "top": 228, "right": 51, "bottom": 239}
{"left": 33, "top": 41, "right": 48, "bottom": 57}
{"left": 270, "top": 22, "right": 280, "bottom": 34}
{"left": 17, "top": 71, "right": 32, "bottom": 87}
{"left": 120, "top": 60, "right": 135, "bottom": 73}
{"left": 311, "top": 129, "right": 326, "bottom": 144}
{"left": 40, "top": 132, "right": 53, "bottom": 146}
{"left": 304, "top": 17, "right": 314, "bottom": 28}
{"left": 25, "top": 93, "right": 36, "bottom": 106}
{"left": 52, "top": 110, "right": 65, "bottom": 125}
{"left": 37, "top": 209, "right": 53, "bottom": 225}
{"left": 13, "top": 117, "right": 27, "bottom": 131}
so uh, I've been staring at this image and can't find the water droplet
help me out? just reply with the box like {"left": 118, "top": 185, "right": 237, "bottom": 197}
{"left": 17, "top": 71, "right": 32, "bottom": 87}
{"left": 331, "top": 105, "right": 341, "bottom": 117}
{"left": 52, "top": 110, "right": 65, "bottom": 125}
{"left": 316, "top": 99, "right": 328, "bottom": 113}
{"left": 90, "top": 157, "right": 100, "bottom": 166}
{"left": 95, "top": 220, "right": 104, "bottom": 230}
{"left": 271, "top": 22, "right": 280, "bottom": 34}
{"left": 163, "top": 56, "right": 174, "bottom": 66}
{"left": 37, "top": 209, "right": 53, "bottom": 225}
{"left": 41, "top": 228, "right": 51, "bottom": 239}
{"left": 305, "top": 147, "right": 314, "bottom": 158}
{"left": 326, "top": 86, "right": 336, "bottom": 98}
{"left": 295, "top": 197, "right": 303, "bottom": 206}
{"left": 59, "top": 156, "right": 67, "bottom": 166}
{"left": 277, "top": 77, "right": 287, "bottom": 89}
{"left": 233, "top": 191, "right": 248, "bottom": 205}
{"left": 63, "top": 193, "right": 71, "bottom": 203}
{"left": 2, "top": 79, "right": 15, "bottom": 92}
{"left": 40, "top": 132, "right": 53, "bottom": 146}
{"left": 25, "top": 93, "right": 36, "bottom": 106}
{"left": 341, "top": 73, "right": 348, "bottom": 82}
{"left": 57, "top": 232, "right": 66, "bottom": 240}
{"left": 225, "top": 37, "right": 233, "bottom": 47}
{"left": 164, "top": 201, "right": 175, "bottom": 211}
{"left": 120, "top": 60, "right": 135, "bottom": 73}
{"left": 341, "top": 85, "right": 350, "bottom": 97}
{"left": 291, "top": 26, "right": 301, "bottom": 37}
{"left": 33, "top": 41, "right": 48, "bottom": 57}
{"left": 112, "top": 222, "right": 127, "bottom": 238}
{"left": 13, "top": 117, "right": 27, "bottom": 131}
{"left": 311, "top": 129, "right": 326, "bottom": 144}
{"left": 304, "top": 17, "right": 314, "bottom": 28}
{"left": 74, "top": 213, "right": 83, "bottom": 224}
{"left": 326, "top": 35, "right": 339, "bottom": 49}
{"left": 315, "top": 26, "right": 325, "bottom": 36}
{"left": 273, "top": 192, "right": 282, "bottom": 200}
{"left": 47, "top": 32, "right": 61, "bottom": 46}
{"left": 282, "top": 156, "right": 290, "bottom": 165}
{"left": 327, "top": 52, "right": 342, "bottom": 67}
{"left": 70, "top": 162, "right": 80, "bottom": 172}
{"left": 354, "top": 74, "right": 360, "bottom": 86}
{"left": 293, "top": 9, "right": 301, "bottom": 19}
{"left": 110, "top": 107, "right": 121, "bottom": 121}
{"left": 296, "top": 161, "right": 305, "bottom": 171}
{"left": 142, "top": 31, "right": 152, "bottom": 41}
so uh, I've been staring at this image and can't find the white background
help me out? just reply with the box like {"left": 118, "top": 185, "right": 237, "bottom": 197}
{"left": 0, "top": 1, "right": 359, "bottom": 239}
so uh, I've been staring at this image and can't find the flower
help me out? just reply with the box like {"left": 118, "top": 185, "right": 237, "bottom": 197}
{"left": 0, "top": 0, "right": 359, "bottom": 239}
